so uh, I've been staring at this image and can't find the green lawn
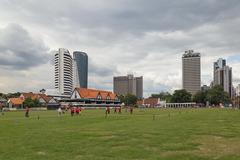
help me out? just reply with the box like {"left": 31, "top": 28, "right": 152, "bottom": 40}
{"left": 1, "top": 108, "right": 240, "bottom": 160}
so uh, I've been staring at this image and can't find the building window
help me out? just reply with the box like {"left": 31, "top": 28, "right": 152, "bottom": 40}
{"left": 97, "top": 95, "right": 102, "bottom": 100}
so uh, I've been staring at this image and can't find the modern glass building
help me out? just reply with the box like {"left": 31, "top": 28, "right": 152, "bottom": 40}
{"left": 73, "top": 51, "right": 88, "bottom": 88}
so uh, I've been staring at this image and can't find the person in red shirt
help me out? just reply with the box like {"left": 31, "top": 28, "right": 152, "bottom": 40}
{"left": 25, "top": 107, "right": 29, "bottom": 117}
{"left": 75, "top": 107, "right": 80, "bottom": 115}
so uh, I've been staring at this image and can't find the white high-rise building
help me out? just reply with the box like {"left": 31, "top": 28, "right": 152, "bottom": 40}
{"left": 236, "top": 84, "right": 240, "bottom": 96}
{"left": 55, "top": 48, "right": 73, "bottom": 95}
{"left": 213, "top": 58, "right": 233, "bottom": 97}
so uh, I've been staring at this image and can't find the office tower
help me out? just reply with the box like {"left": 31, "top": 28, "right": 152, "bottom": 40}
{"left": 236, "top": 84, "right": 240, "bottom": 96}
{"left": 113, "top": 74, "right": 143, "bottom": 99}
{"left": 213, "top": 58, "right": 233, "bottom": 97}
{"left": 182, "top": 50, "right": 201, "bottom": 95}
{"left": 55, "top": 48, "right": 73, "bottom": 95}
{"left": 73, "top": 51, "right": 88, "bottom": 88}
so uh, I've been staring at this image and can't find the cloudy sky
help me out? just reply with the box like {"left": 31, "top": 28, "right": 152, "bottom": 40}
{"left": 0, "top": 0, "right": 240, "bottom": 97}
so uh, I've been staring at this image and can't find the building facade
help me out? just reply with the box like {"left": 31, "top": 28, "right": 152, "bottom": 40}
{"left": 182, "top": 50, "right": 201, "bottom": 95}
{"left": 73, "top": 51, "right": 88, "bottom": 88}
{"left": 59, "top": 88, "right": 121, "bottom": 108}
{"left": 113, "top": 74, "right": 143, "bottom": 99}
{"left": 55, "top": 48, "right": 73, "bottom": 95}
{"left": 213, "top": 58, "right": 233, "bottom": 97}
{"left": 236, "top": 84, "right": 240, "bottom": 96}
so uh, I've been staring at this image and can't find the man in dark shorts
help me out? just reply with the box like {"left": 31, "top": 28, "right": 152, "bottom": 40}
{"left": 130, "top": 107, "right": 133, "bottom": 114}
{"left": 0, "top": 104, "right": 3, "bottom": 115}
{"left": 70, "top": 107, "right": 75, "bottom": 117}
{"left": 118, "top": 107, "right": 122, "bottom": 114}
{"left": 25, "top": 107, "right": 29, "bottom": 117}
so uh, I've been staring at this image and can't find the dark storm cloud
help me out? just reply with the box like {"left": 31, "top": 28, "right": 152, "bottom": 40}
{"left": 0, "top": 24, "right": 50, "bottom": 70}
{"left": 3, "top": 0, "right": 240, "bottom": 33}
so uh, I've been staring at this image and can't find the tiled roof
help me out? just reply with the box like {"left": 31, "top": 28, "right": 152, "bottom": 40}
{"left": 142, "top": 98, "right": 159, "bottom": 106}
{"left": 75, "top": 88, "right": 117, "bottom": 100}
{"left": 21, "top": 92, "right": 54, "bottom": 103}
{"left": 8, "top": 98, "right": 24, "bottom": 105}
{"left": 21, "top": 92, "right": 37, "bottom": 100}
{"left": 38, "top": 94, "right": 53, "bottom": 103}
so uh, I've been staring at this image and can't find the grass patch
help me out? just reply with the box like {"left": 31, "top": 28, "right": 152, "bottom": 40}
{"left": 0, "top": 108, "right": 240, "bottom": 159}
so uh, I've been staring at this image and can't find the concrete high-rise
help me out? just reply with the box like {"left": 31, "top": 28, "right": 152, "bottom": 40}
{"left": 182, "top": 50, "right": 201, "bottom": 95}
{"left": 213, "top": 58, "right": 233, "bottom": 97}
{"left": 55, "top": 48, "right": 73, "bottom": 95}
{"left": 113, "top": 74, "right": 143, "bottom": 99}
{"left": 73, "top": 51, "right": 88, "bottom": 88}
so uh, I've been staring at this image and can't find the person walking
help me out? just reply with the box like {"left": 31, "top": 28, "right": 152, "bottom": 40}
{"left": 70, "top": 107, "right": 75, "bottom": 117}
{"left": 118, "top": 106, "right": 122, "bottom": 114}
{"left": 25, "top": 107, "right": 29, "bottom": 117}
{"left": 75, "top": 107, "right": 80, "bottom": 115}
{"left": 130, "top": 107, "right": 133, "bottom": 114}
{"left": 0, "top": 104, "right": 3, "bottom": 116}
{"left": 57, "top": 107, "right": 62, "bottom": 116}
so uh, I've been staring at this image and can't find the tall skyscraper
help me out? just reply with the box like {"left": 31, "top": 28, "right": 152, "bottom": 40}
{"left": 182, "top": 50, "right": 201, "bottom": 95}
{"left": 73, "top": 51, "right": 88, "bottom": 88}
{"left": 213, "top": 58, "right": 233, "bottom": 97}
{"left": 55, "top": 48, "right": 73, "bottom": 95}
{"left": 113, "top": 74, "right": 143, "bottom": 99}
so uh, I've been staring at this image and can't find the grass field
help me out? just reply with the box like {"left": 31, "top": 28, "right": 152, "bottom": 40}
{"left": 1, "top": 108, "right": 240, "bottom": 160}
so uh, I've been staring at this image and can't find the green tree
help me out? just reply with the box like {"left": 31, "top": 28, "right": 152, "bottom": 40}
{"left": 193, "top": 91, "right": 208, "bottom": 105}
{"left": 123, "top": 94, "right": 137, "bottom": 106}
{"left": 207, "top": 85, "right": 231, "bottom": 105}
{"left": 151, "top": 92, "right": 172, "bottom": 102}
{"left": 118, "top": 95, "right": 125, "bottom": 103}
{"left": 171, "top": 89, "right": 192, "bottom": 103}
{"left": 23, "top": 97, "right": 41, "bottom": 108}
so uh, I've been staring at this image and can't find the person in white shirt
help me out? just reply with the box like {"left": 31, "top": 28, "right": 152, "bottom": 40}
{"left": 58, "top": 107, "right": 62, "bottom": 116}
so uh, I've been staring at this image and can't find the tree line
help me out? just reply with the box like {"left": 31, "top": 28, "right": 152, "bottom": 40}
{"left": 150, "top": 85, "right": 231, "bottom": 106}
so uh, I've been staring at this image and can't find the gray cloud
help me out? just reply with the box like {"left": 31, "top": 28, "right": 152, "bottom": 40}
{"left": 0, "top": 0, "right": 240, "bottom": 96}
{"left": 89, "top": 58, "right": 118, "bottom": 76}
{"left": 0, "top": 23, "right": 50, "bottom": 70}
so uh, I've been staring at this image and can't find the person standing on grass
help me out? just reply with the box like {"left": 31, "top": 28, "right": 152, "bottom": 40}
{"left": 57, "top": 107, "right": 62, "bottom": 116}
{"left": 0, "top": 104, "right": 3, "bottom": 115}
{"left": 70, "top": 107, "right": 75, "bottom": 117}
{"left": 118, "top": 106, "right": 122, "bottom": 114}
{"left": 130, "top": 107, "right": 133, "bottom": 114}
{"left": 25, "top": 107, "right": 29, "bottom": 117}
{"left": 114, "top": 107, "right": 117, "bottom": 113}
{"left": 75, "top": 107, "right": 80, "bottom": 115}
{"left": 105, "top": 107, "right": 110, "bottom": 114}
{"left": 61, "top": 106, "right": 65, "bottom": 114}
